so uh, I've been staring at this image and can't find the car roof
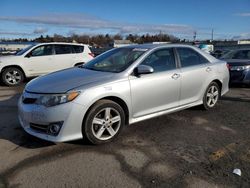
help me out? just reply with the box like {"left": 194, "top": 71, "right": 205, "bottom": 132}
{"left": 122, "top": 43, "right": 219, "bottom": 63}
{"left": 36, "top": 42, "right": 88, "bottom": 46}
{"left": 122, "top": 43, "right": 198, "bottom": 50}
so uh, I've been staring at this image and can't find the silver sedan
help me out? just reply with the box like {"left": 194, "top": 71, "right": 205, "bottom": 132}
{"left": 18, "top": 44, "right": 229, "bottom": 144}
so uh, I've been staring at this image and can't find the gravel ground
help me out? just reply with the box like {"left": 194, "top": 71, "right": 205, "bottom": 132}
{"left": 0, "top": 84, "right": 250, "bottom": 188}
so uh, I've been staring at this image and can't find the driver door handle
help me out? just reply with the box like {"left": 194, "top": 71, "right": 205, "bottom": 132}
{"left": 171, "top": 73, "right": 180, "bottom": 80}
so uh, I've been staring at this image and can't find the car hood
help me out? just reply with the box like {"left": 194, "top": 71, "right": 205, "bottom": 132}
{"left": 223, "top": 59, "right": 250, "bottom": 66}
{"left": 0, "top": 55, "right": 22, "bottom": 63}
{"left": 25, "top": 67, "right": 115, "bottom": 94}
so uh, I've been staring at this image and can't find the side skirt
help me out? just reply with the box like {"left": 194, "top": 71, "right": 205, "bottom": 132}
{"left": 129, "top": 100, "right": 203, "bottom": 125}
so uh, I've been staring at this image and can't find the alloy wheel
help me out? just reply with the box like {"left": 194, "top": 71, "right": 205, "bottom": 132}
{"left": 206, "top": 85, "right": 219, "bottom": 107}
{"left": 5, "top": 70, "right": 22, "bottom": 85}
{"left": 91, "top": 107, "right": 121, "bottom": 140}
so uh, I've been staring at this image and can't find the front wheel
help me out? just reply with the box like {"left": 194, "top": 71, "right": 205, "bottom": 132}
{"left": 1, "top": 67, "right": 24, "bottom": 86}
{"left": 83, "top": 100, "right": 125, "bottom": 144}
{"left": 202, "top": 82, "right": 220, "bottom": 110}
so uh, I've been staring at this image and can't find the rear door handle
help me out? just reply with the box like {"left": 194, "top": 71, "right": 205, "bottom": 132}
{"left": 206, "top": 67, "right": 212, "bottom": 72}
{"left": 171, "top": 73, "right": 180, "bottom": 80}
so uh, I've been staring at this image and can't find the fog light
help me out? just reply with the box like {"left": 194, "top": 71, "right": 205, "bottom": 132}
{"left": 48, "top": 122, "right": 63, "bottom": 136}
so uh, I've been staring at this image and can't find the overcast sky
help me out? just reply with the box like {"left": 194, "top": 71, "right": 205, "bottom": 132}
{"left": 0, "top": 0, "right": 250, "bottom": 40}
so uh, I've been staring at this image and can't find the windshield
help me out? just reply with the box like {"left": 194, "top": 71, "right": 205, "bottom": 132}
{"left": 16, "top": 44, "right": 36, "bottom": 56}
{"left": 221, "top": 50, "right": 250, "bottom": 60}
{"left": 83, "top": 47, "right": 148, "bottom": 73}
{"left": 221, "top": 50, "right": 235, "bottom": 59}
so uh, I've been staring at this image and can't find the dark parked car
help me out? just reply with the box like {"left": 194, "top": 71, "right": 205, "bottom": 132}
{"left": 221, "top": 49, "right": 250, "bottom": 85}
{"left": 211, "top": 49, "right": 229, "bottom": 58}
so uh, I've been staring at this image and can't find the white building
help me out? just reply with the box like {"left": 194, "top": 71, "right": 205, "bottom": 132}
{"left": 0, "top": 42, "right": 35, "bottom": 52}
{"left": 113, "top": 40, "right": 137, "bottom": 48}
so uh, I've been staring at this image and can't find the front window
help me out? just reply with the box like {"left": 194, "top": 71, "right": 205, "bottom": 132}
{"left": 83, "top": 48, "right": 147, "bottom": 73}
{"left": 140, "top": 48, "right": 176, "bottom": 73}
{"left": 30, "top": 45, "right": 53, "bottom": 56}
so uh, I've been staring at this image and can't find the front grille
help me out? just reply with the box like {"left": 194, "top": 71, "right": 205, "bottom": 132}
{"left": 23, "top": 98, "right": 37, "bottom": 104}
{"left": 30, "top": 123, "right": 48, "bottom": 133}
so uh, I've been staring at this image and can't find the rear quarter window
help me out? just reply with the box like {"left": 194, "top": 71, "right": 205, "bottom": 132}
{"left": 72, "top": 45, "right": 84, "bottom": 53}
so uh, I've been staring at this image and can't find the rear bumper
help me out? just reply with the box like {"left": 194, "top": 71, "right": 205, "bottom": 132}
{"left": 230, "top": 70, "right": 250, "bottom": 85}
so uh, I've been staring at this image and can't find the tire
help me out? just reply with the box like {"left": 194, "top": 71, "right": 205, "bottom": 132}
{"left": 83, "top": 99, "right": 125, "bottom": 144}
{"left": 202, "top": 82, "right": 220, "bottom": 110}
{"left": 1, "top": 67, "right": 24, "bottom": 86}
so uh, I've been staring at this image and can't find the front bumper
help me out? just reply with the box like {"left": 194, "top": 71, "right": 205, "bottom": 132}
{"left": 18, "top": 95, "right": 86, "bottom": 142}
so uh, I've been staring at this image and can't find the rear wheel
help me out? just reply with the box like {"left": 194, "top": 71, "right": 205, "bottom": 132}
{"left": 83, "top": 100, "right": 125, "bottom": 144}
{"left": 1, "top": 67, "right": 24, "bottom": 86}
{"left": 202, "top": 82, "right": 220, "bottom": 110}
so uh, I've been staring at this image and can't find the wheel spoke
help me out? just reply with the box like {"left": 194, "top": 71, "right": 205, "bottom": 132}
{"left": 96, "top": 126, "right": 105, "bottom": 138}
{"left": 105, "top": 108, "right": 111, "bottom": 120}
{"left": 213, "top": 91, "right": 219, "bottom": 96}
{"left": 15, "top": 76, "right": 21, "bottom": 81}
{"left": 208, "top": 98, "right": 212, "bottom": 105}
{"left": 211, "top": 86, "right": 215, "bottom": 93}
{"left": 212, "top": 98, "right": 215, "bottom": 104}
{"left": 111, "top": 116, "right": 120, "bottom": 124}
{"left": 207, "top": 93, "right": 213, "bottom": 98}
{"left": 106, "top": 126, "right": 116, "bottom": 136}
{"left": 93, "top": 117, "right": 104, "bottom": 125}
{"left": 6, "top": 72, "right": 12, "bottom": 77}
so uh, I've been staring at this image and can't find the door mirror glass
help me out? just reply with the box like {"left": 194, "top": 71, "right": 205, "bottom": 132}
{"left": 135, "top": 65, "right": 154, "bottom": 75}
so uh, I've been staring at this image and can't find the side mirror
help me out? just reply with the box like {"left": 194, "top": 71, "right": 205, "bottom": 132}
{"left": 25, "top": 53, "right": 31, "bottom": 58}
{"left": 134, "top": 65, "right": 154, "bottom": 75}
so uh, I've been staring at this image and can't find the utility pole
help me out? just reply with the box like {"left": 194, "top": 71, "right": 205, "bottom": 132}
{"left": 193, "top": 31, "right": 197, "bottom": 42}
{"left": 211, "top": 29, "right": 214, "bottom": 42}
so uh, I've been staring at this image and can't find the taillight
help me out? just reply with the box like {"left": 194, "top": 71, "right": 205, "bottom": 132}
{"left": 226, "top": 63, "right": 231, "bottom": 70}
{"left": 88, "top": 53, "right": 95, "bottom": 58}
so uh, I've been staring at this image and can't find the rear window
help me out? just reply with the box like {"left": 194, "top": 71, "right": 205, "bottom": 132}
{"left": 55, "top": 45, "right": 72, "bottom": 55}
{"left": 72, "top": 45, "right": 84, "bottom": 53}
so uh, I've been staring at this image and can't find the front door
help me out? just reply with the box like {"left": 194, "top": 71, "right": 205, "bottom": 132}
{"left": 129, "top": 48, "right": 181, "bottom": 118}
{"left": 24, "top": 44, "right": 54, "bottom": 76}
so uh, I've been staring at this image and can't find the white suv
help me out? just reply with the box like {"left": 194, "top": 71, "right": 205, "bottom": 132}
{"left": 0, "top": 42, "right": 94, "bottom": 86}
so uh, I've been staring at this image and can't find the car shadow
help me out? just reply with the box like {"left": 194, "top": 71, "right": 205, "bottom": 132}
{"left": 221, "top": 96, "right": 250, "bottom": 103}
{"left": 229, "top": 83, "right": 250, "bottom": 88}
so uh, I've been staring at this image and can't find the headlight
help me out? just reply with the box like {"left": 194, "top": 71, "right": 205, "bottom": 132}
{"left": 230, "top": 65, "right": 250, "bottom": 71}
{"left": 36, "top": 91, "right": 80, "bottom": 107}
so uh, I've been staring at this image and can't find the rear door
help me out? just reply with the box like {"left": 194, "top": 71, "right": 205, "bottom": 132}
{"left": 129, "top": 48, "right": 181, "bottom": 118}
{"left": 176, "top": 47, "right": 212, "bottom": 105}
{"left": 52, "top": 44, "right": 76, "bottom": 71}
